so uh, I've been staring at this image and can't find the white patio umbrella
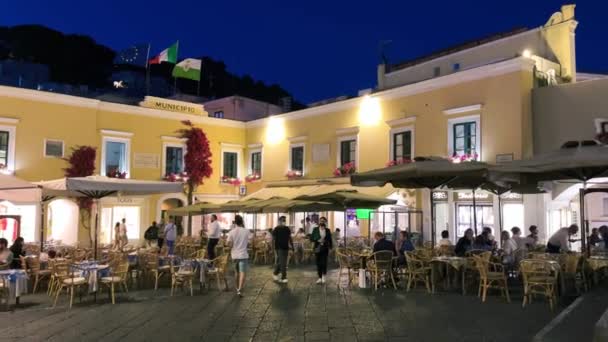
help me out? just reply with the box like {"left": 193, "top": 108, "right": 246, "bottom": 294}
{"left": 36, "top": 175, "right": 183, "bottom": 258}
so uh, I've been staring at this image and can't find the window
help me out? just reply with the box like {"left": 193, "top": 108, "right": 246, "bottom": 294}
{"left": 340, "top": 139, "right": 356, "bottom": 166}
{"left": 392, "top": 131, "right": 412, "bottom": 161}
{"left": 603, "top": 198, "right": 608, "bottom": 216}
{"left": 44, "top": 139, "right": 64, "bottom": 158}
{"left": 102, "top": 136, "right": 130, "bottom": 177}
{"left": 165, "top": 146, "right": 184, "bottom": 175}
{"left": 290, "top": 145, "right": 304, "bottom": 172}
{"left": 433, "top": 66, "right": 441, "bottom": 77}
{"left": 453, "top": 63, "right": 460, "bottom": 71}
{"left": 223, "top": 152, "right": 238, "bottom": 178}
{"left": 250, "top": 151, "right": 262, "bottom": 176}
{"left": 453, "top": 122, "right": 477, "bottom": 156}
{"left": 213, "top": 111, "right": 224, "bottom": 119}
{"left": 0, "top": 131, "right": 8, "bottom": 167}
{"left": 603, "top": 122, "right": 608, "bottom": 134}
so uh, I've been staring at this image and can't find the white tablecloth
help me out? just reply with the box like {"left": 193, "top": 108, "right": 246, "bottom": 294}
{"left": 0, "top": 270, "right": 28, "bottom": 303}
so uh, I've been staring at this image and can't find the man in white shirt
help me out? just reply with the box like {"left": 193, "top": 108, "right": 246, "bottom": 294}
{"left": 547, "top": 224, "right": 579, "bottom": 253}
{"left": 164, "top": 218, "right": 177, "bottom": 255}
{"left": 206, "top": 214, "right": 222, "bottom": 261}
{"left": 501, "top": 230, "right": 518, "bottom": 264}
{"left": 227, "top": 215, "right": 249, "bottom": 296}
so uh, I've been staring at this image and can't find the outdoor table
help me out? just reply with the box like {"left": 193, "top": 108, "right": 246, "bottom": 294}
{"left": 71, "top": 261, "right": 109, "bottom": 293}
{"left": 190, "top": 258, "right": 210, "bottom": 290}
{"left": 430, "top": 256, "right": 467, "bottom": 293}
{"left": 0, "top": 269, "right": 27, "bottom": 307}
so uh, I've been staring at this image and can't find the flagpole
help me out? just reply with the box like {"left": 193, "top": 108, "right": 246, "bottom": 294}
{"left": 145, "top": 43, "right": 151, "bottom": 95}
{"left": 174, "top": 40, "right": 179, "bottom": 96}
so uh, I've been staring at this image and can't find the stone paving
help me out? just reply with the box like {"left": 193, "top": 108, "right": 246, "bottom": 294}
{"left": 0, "top": 264, "right": 566, "bottom": 342}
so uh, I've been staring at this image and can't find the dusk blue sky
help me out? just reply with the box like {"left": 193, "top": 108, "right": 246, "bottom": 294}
{"left": 4, "top": 1, "right": 607, "bottom": 103}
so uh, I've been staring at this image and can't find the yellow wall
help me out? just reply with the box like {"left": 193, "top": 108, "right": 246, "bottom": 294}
{"left": 245, "top": 68, "right": 534, "bottom": 184}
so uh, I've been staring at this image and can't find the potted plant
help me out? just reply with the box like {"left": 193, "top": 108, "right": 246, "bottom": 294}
{"left": 385, "top": 157, "right": 412, "bottom": 167}
{"left": 221, "top": 176, "right": 242, "bottom": 186}
{"left": 245, "top": 173, "right": 261, "bottom": 183}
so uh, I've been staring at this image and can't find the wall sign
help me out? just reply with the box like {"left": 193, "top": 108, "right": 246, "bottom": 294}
{"left": 496, "top": 153, "right": 514, "bottom": 164}
{"left": 133, "top": 153, "right": 160, "bottom": 169}
{"left": 239, "top": 185, "right": 247, "bottom": 196}
{"left": 139, "top": 96, "right": 205, "bottom": 115}
{"left": 500, "top": 192, "right": 523, "bottom": 202}
{"left": 432, "top": 191, "right": 448, "bottom": 201}
{"left": 312, "top": 144, "right": 330, "bottom": 163}
{"left": 455, "top": 191, "right": 493, "bottom": 202}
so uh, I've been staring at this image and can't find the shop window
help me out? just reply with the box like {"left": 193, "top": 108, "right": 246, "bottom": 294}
{"left": 44, "top": 139, "right": 64, "bottom": 158}
{"left": 290, "top": 145, "right": 304, "bottom": 173}
{"left": 340, "top": 139, "right": 356, "bottom": 166}
{"left": 250, "top": 150, "right": 262, "bottom": 176}
{"left": 0, "top": 131, "right": 9, "bottom": 167}
{"left": 223, "top": 151, "right": 238, "bottom": 178}
{"left": 453, "top": 122, "right": 476, "bottom": 156}
{"left": 165, "top": 146, "right": 184, "bottom": 175}
{"left": 102, "top": 137, "right": 130, "bottom": 177}
{"left": 392, "top": 130, "right": 412, "bottom": 161}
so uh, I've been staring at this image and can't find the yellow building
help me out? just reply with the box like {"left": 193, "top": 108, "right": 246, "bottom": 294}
{"left": 0, "top": 5, "right": 578, "bottom": 246}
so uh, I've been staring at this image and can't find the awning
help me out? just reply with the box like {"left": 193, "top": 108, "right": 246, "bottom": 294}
{"left": 0, "top": 174, "right": 41, "bottom": 203}
{"left": 166, "top": 202, "right": 222, "bottom": 216}
{"left": 243, "top": 178, "right": 396, "bottom": 201}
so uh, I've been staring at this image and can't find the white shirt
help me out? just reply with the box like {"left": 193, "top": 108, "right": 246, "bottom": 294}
{"left": 228, "top": 226, "right": 250, "bottom": 260}
{"left": 502, "top": 238, "right": 518, "bottom": 256}
{"left": 548, "top": 228, "right": 571, "bottom": 251}
{"left": 164, "top": 223, "right": 177, "bottom": 241}
{"left": 438, "top": 238, "right": 452, "bottom": 247}
{"left": 305, "top": 223, "right": 312, "bottom": 235}
{"left": 208, "top": 221, "right": 222, "bottom": 239}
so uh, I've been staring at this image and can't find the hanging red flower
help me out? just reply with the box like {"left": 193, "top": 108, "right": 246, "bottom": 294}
{"left": 386, "top": 157, "right": 412, "bottom": 167}
{"left": 63, "top": 146, "right": 96, "bottom": 210}
{"left": 333, "top": 162, "right": 356, "bottom": 177}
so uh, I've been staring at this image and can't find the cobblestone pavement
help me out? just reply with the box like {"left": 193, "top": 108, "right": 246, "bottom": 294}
{"left": 0, "top": 265, "right": 564, "bottom": 342}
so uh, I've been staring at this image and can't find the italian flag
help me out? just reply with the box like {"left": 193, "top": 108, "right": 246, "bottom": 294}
{"left": 148, "top": 42, "right": 178, "bottom": 65}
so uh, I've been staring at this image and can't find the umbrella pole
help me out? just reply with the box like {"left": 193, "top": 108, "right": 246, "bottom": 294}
{"left": 343, "top": 211, "right": 347, "bottom": 246}
{"left": 39, "top": 200, "right": 45, "bottom": 252}
{"left": 498, "top": 195, "right": 503, "bottom": 248}
{"left": 94, "top": 199, "right": 99, "bottom": 260}
{"left": 579, "top": 184, "right": 588, "bottom": 255}
{"left": 429, "top": 190, "right": 435, "bottom": 247}
{"left": 472, "top": 189, "right": 478, "bottom": 236}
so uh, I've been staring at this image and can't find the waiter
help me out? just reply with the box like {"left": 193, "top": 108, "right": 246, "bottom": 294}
{"left": 207, "top": 214, "right": 222, "bottom": 261}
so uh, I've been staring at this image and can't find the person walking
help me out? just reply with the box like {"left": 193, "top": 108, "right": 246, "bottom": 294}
{"left": 227, "top": 215, "right": 249, "bottom": 296}
{"left": 311, "top": 221, "right": 332, "bottom": 284}
{"left": 113, "top": 222, "right": 121, "bottom": 250}
{"left": 272, "top": 216, "right": 293, "bottom": 283}
{"left": 119, "top": 218, "right": 128, "bottom": 250}
{"left": 144, "top": 221, "right": 159, "bottom": 248}
{"left": 207, "top": 214, "right": 222, "bottom": 261}
{"left": 164, "top": 218, "right": 177, "bottom": 255}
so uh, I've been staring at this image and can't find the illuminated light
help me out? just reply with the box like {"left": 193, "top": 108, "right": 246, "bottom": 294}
{"left": 265, "top": 116, "right": 285, "bottom": 145}
{"left": 358, "top": 95, "right": 381, "bottom": 126}
{"left": 522, "top": 49, "right": 532, "bottom": 58}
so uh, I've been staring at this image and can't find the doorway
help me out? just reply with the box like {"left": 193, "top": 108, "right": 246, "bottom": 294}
{"left": 0, "top": 215, "right": 21, "bottom": 245}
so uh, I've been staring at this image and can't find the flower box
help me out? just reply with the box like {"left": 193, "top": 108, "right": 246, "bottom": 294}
{"left": 245, "top": 173, "right": 261, "bottom": 183}
{"left": 221, "top": 176, "right": 242, "bottom": 186}
{"left": 385, "top": 157, "right": 412, "bottom": 167}
{"left": 450, "top": 152, "right": 478, "bottom": 163}
{"left": 164, "top": 172, "right": 188, "bottom": 182}
{"left": 333, "top": 162, "right": 356, "bottom": 177}
{"left": 285, "top": 170, "right": 303, "bottom": 180}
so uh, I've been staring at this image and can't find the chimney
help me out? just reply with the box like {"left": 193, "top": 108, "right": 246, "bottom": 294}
{"left": 561, "top": 4, "right": 575, "bottom": 21}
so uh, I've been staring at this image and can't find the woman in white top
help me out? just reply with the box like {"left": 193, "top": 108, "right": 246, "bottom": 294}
{"left": 438, "top": 230, "right": 452, "bottom": 247}
{"left": 500, "top": 230, "right": 518, "bottom": 265}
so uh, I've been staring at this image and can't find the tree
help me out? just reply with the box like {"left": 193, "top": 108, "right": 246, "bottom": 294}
{"left": 176, "top": 121, "right": 213, "bottom": 235}
{"left": 63, "top": 145, "right": 97, "bottom": 245}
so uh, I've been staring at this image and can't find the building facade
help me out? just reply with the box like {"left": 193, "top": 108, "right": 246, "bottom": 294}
{"left": 0, "top": 4, "right": 586, "bottom": 247}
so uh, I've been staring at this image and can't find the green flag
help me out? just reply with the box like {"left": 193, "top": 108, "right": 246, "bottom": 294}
{"left": 172, "top": 58, "right": 201, "bottom": 81}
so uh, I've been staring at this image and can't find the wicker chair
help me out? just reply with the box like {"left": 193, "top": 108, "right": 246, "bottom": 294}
{"left": 472, "top": 254, "right": 510, "bottom": 303}
{"left": 170, "top": 260, "right": 194, "bottom": 296}
{"left": 100, "top": 261, "right": 130, "bottom": 304}
{"left": 367, "top": 250, "right": 397, "bottom": 290}
{"left": 336, "top": 249, "right": 361, "bottom": 287}
{"left": 145, "top": 253, "right": 170, "bottom": 291}
{"left": 562, "top": 253, "right": 587, "bottom": 294}
{"left": 521, "top": 259, "right": 559, "bottom": 310}
{"left": 52, "top": 263, "right": 86, "bottom": 309}
{"left": 404, "top": 252, "right": 431, "bottom": 293}
{"left": 205, "top": 254, "right": 229, "bottom": 290}
{"left": 27, "top": 256, "right": 51, "bottom": 293}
